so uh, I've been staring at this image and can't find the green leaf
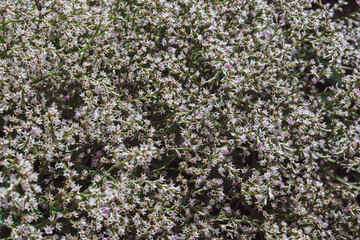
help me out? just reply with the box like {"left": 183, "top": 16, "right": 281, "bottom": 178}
{"left": 327, "top": 70, "right": 343, "bottom": 86}
{"left": 54, "top": 37, "right": 61, "bottom": 48}
{"left": 53, "top": 206, "right": 62, "bottom": 212}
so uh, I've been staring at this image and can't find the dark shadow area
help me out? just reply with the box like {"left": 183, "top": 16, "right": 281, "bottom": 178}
{"left": 0, "top": 225, "right": 11, "bottom": 238}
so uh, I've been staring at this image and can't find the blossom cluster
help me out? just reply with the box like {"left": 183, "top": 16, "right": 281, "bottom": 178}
{"left": 0, "top": 0, "right": 360, "bottom": 239}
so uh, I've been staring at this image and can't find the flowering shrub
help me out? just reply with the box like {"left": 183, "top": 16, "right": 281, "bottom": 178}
{"left": 1, "top": 0, "right": 360, "bottom": 239}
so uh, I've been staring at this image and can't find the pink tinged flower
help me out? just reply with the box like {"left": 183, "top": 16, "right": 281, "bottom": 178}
{"left": 311, "top": 68, "right": 317, "bottom": 74}
{"left": 28, "top": 90, "right": 35, "bottom": 97}
{"left": 331, "top": 149, "right": 336, "bottom": 155}
{"left": 224, "top": 206, "right": 232, "bottom": 214}
{"left": 278, "top": 180, "right": 285, "bottom": 188}
{"left": 64, "top": 156, "right": 70, "bottom": 162}
{"left": 224, "top": 63, "right": 232, "bottom": 70}
{"left": 256, "top": 142, "right": 262, "bottom": 148}
{"left": 264, "top": 172, "right": 271, "bottom": 179}
{"left": 56, "top": 212, "right": 63, "bottom": 219}
{"left": 281, "top": 14, "right": 285, "bottom": 19}
{"left": 310, "top": 58, "right": 315, "bottom": 65}
{"left": 255, "top": 194, "right": 263, "bottom": 202}
{"left": 264, "top": 31, "right": 270, "bottom": 38}
{"left": 288, "top": 119, "right": 296, "bottom": 125}
{"left": 354, "top": 88, "right": 360, "bottom": 95}
{"left": 357, "top": 0, "right": 360, "bottom": 5}
{"left": 218, "top": 179, "right": 223, "bottom": 185}
{"left": 31, "top": 98, "right": 39, "bottom": 105}
{"left": 169, "top": 39, "right": 175, "bottom": 45}
{"left": 263, "top": 81, "right": 269, "bottom": 87}
{"left": 3, "top": 198, "right": 8, "bottom": 209}
{"left": 92, "top": 158, "right": 99, "bottom": 167}
{"left": 64, "top": 95, "right": 70, "bottom": 101}
{"left": 103, "top": 207, "right": 110, "bottom": 218}
{"left": 44, "top": 226, "right": 54, "bottom": 235}
{"left": 221, "top": 148, "right": 229, "bottom": 155}
{"left": 168, "top": 27, "right": 174, "bottom": 34}
{"left": 312, "top": 78, "right": 318, "bottom": 84}
{"left": 55, "top": 162, "right": 64, "bottom": 169}
{"left": 17, "top": 28, "right": 24, "bottom": 35}
{"left": 108, "top": 124, "right": 116, "bottom": 132}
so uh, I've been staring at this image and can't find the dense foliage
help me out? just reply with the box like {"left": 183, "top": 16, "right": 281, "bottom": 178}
{"left": 0, "top": 0, "right": 360, "bottom": 239}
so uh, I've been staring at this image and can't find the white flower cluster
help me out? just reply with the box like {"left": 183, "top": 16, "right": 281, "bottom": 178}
{"left": 0, "top": 0, "right": 360, "bottom": 239}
